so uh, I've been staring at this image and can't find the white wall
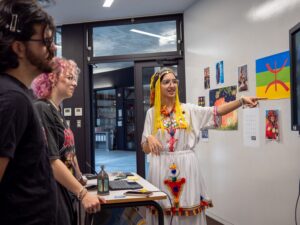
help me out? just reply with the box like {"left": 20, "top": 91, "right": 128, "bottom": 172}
{"left": 184, "top": 1, "right": 300, "bottom": 225}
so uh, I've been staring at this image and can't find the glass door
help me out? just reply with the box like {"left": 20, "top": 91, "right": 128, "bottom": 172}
{"left": 92, "top": 61, "right": 137, "bottom": 174}
{"left": 134, "top": 60, "right": 185, "bottom": 177}
{"left": 94, "top": 89, "right": 116, "bottom": 151}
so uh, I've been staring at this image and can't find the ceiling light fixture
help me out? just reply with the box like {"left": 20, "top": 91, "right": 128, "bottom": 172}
{"left": 130, "top": 29, "right": 172, "bottom": 40}
{"left": 103, "top": 0, "right": 114, "bottom": 8}
{"left": 247, "top": 0, "right": 300, "bottom": 22}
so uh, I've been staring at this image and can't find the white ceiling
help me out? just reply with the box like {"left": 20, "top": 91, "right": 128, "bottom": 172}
{"left": 44, "top": 0, "right": 199, "bottom": 25}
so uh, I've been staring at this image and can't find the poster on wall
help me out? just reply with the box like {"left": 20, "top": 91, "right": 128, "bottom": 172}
{"left": 204, "top": 67, "right": 210, "bottom": 89}
{"left": 200, "top": 129, "right": 209, "bottom": 142}
{"left": 265, "top": 109, "right": 279, "bottom": 141}
{"left": 198, "top": 96, "right": 205, "bottom": 107}
{"left": 238, "top": 64, "right": 248, "bottom": 92}
{"left": 209, "top": 86, "right": 238, "bottom": 130}
{"left": 216, "top": 61, "right": 224, "bottom": 84}
{"left": 256, "top": 51, "right": 290, "bottom": 99}
{"left": 243, "top": 108, "right": 260, "bottom": 148}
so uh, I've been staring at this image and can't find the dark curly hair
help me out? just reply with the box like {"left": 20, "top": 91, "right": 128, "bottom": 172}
{"left": 0, "top": 0, "right": 55, "bottom": 72}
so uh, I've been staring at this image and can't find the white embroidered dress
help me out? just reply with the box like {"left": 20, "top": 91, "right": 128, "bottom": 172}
{"left": 141, "top": 103, "right": 221, "bottom": 225}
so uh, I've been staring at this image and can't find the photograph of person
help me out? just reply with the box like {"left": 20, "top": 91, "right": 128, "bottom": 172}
{"left": 204, "top": 67, "right": 210, "bottom": 89}
{"left": 238, "top": 64, "right": 248, "bottom": 92}
{"left": 198, "top": 96, "right": 205, "bottom": 107}
{"left": 265, "top": 110, "right": 279, "bottom": 141}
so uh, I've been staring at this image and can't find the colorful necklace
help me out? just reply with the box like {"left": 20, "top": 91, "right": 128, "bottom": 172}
{"left": 161, "top": 106, "right": 178, "bottom": 152}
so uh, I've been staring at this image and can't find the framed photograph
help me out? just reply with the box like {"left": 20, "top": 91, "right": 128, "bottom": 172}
{"left": 238, "top": 65, "right": 248, "bottom": 92}
{"left": 204, "top": 67, "right": 210, "bottom": 89}
{"left": 209, "top": 86, "right": 237, "bottom": 130}
{"left": 265, "top": 110, "right": 279, "bottom": 141}
{"left": 216, "top": 61, "right": 224, "bottom": 84}
{"left": 198, "top": 96, "right": 205, "bottom": 107}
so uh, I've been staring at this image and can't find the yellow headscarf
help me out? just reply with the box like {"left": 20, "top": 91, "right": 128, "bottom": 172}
{"left": 149, "top": 68, "right": 188, "bottom": 134}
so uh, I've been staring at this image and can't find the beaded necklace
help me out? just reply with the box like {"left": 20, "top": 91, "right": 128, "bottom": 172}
{"left": 161, "top": 106, "right": 178, "bottom": 152}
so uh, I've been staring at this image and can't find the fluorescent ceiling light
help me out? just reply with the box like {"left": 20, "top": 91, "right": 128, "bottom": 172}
{"left": 247, "top": 0, "right": 300, "bottom": 22}
{"left": 130, "top": 29, "right": 173, "bottom": 40}
{"left": 103, "top": 0, "right": 114, "bottom": 7}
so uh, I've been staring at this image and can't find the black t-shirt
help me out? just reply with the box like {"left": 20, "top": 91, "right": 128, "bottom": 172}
{"left": 35, "top": 99, "right": 78, "bottom": 225}
{"left": 0, "top": 73, "right": 57, "bottom": 225}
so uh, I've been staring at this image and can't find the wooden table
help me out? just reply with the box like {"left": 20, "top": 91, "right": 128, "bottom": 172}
{"left": 84, "top": 173, "right": 167, "bottom": 225}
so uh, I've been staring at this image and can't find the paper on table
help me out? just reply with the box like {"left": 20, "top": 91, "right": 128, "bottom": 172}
{"left": 243, "top": 108, "right": 260, "bottom": 147}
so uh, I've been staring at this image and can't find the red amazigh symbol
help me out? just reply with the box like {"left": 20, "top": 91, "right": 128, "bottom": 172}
{"left": 264, "top": 58, "right": 289, "bottom": 94}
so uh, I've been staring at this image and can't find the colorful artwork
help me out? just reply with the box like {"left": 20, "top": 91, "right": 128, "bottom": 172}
{"left": 256, "top": 51, "right": 290, "bottom": 99}
{"left": 265, "top": 110, "right": 279, "bottom": 141}
{"left": 216, "top": 61, "right": 224, "bottom": 84}
{"left": 204, "top": 67, "right": 210, "bottom": 89}
{"left": 198, "top": 96, "right": 205, "bottom": 107}
{"left": 209, "top": 86, "right": 237, "bottom": 130}
{"left": 238, "top": 64, "right": 248, "bottom": 92}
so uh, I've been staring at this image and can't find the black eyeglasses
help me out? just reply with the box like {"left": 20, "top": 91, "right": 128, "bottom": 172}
{"left": 28, "top": 37, "right": 54, "bottom": 48}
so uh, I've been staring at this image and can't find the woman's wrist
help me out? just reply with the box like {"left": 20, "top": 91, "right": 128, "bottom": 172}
{"left": 77, "top": 186, "right": 88, "bottom": 201}
{"left": 146, "top": 135, "right": 150, "bottom": 143}
{"left": 239, "top": 96, "right": 244, "bottom": 107}
{"left": 77, "top": 173, "right": 83, "bottom": 180}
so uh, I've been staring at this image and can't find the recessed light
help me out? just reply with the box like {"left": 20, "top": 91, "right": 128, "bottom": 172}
{"left": 103, "top": 0, "right": 114, "bottom": 8}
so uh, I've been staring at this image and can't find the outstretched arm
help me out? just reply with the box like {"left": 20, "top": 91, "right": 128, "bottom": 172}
{"left": 216, "top": 96, "right": 261, "bottom": 116}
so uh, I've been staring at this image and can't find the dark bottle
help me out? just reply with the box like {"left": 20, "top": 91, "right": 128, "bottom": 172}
{"left": 97, "top": 165, "right": 110, "bottom": 195}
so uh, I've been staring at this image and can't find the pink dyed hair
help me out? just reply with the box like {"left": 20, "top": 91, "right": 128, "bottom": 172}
{"left": 31, "top": 57, "right": 80, "bottom": 99}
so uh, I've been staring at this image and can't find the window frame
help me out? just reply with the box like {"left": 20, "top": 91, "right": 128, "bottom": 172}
{"left": 86, "top": 14, "right": 184, "bottom": 63}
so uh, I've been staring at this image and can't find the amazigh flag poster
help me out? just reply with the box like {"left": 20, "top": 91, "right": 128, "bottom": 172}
{"left": 256, "top": 51, "right": 290, "bottom": 99}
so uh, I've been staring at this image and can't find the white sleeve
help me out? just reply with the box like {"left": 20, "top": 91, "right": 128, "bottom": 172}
{"left": 141, "top": 108, "right": 153, "bottom": 145}
{"left": 186, "top": 103, "right": 221, "bottom": 137}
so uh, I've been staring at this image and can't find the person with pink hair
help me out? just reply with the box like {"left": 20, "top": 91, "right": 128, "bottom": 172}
{"left": 32, "top": 57, "right": 105, "bottom": 225}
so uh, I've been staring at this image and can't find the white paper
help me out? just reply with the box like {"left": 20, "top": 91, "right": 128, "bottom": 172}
{"left": 200, "top": 129, "right": 209, "bottom": 142}
{"left": 243, "top": 108, "right": 260, "bottom": 147}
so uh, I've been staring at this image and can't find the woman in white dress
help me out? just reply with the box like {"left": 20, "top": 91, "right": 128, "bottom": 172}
{"left": 141, "top": 68, "right": 260, "bottom": 225}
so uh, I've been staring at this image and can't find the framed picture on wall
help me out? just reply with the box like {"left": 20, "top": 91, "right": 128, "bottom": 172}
{"left": 209, "top": 86, "right": 237, "bottom": 130}
{"left": 198, "top": 96, "right": 205, "bottom": 107}
{"left": 238, "top": 64, "right": 248, "bottom": 92}
{"left": 265, "top": 109, "right": 279, "bottom": 141}
{"left": 204, "top": 67, "right": 210, "bottom": 89}
{"left": 216, "top": 61, "right": 224, "bottom": 84}
{"left": 201, "top": 129, "right": 209, "bottom": 142}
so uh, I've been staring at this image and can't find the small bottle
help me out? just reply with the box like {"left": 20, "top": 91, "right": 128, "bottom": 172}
{"left": 97, "top": 165, "right": 110, "bottom": 195}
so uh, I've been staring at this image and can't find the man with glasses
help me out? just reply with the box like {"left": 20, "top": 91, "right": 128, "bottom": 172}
{"left": 0, "top": 0, "right": 57, "bottom": 225}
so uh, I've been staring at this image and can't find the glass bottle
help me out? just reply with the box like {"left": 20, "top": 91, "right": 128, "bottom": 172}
{"left": 97, "top": 165, "right": 110, "bottom": 195}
